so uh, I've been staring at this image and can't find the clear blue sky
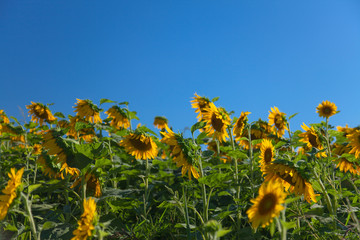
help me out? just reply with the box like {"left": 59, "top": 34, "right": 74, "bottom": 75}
{"left": 1, "top": 0, "right": 359, "bottom": 134}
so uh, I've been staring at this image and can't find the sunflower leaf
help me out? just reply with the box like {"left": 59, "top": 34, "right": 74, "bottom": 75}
{"left": 288, "top": 113, "right": 299, "bottom": 120}
{"left": 191, "top": 121, "right": 206, "bottom": 134}
{"left": 100, "top": 98, "right": 116, "bottom": 105}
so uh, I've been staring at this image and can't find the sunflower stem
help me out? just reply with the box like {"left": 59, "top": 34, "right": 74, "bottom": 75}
{"left": 21, "top": 192, "right": 39, "bottom": 240}
{"left": 183, "top": 185, "right": 191, "bottom": 240}
{"left": 143, "top": 158, "right": 150, "bottom": 219}
{"left": 215, "top": 139, "right": 221, "bottom": 174}
{"left": 247, "top": 124, "right": 254, "bottom": 196}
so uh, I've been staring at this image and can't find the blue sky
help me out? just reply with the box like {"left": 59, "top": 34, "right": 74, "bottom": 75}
{"left": 1, "top": 1, "right": 359, "bottom": 135}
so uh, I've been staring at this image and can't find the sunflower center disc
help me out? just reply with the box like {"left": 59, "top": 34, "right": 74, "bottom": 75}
{"left": 129, "top": 137, "right": 152, "bottom": 151}
{"left": 211, "top": 114, "right": 224, "bottom": 132}
{"left": 323, "top": 107, "right": 331, "bottom": 115}
{"left": 308, "top": 133, "right": 318, "bottom": 148}
{"left": 274, "top": 115, "right": 283, "bottom": 129}
{"left": 264, "top": 149, "right": 273, "bottom": 163}
{"left": 258, "top": 193, "right": 276, "bottom": 215}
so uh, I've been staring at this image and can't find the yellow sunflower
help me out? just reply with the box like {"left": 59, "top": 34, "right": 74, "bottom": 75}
{"left": 153, "top": 116, "right": 168, "bottom": 130}
{"left": 347, "top": 130, "right": 360, "bottom": 158}
{"left": 105, "top": 106, "right": 130, "bottom": 129}
{"left": 268, "top": 107, "right": 288, "bottom": 138}
{"left": 37, "top": 154, "right": 63, "bottom": 179}
{"left": 68, "top": 116, "right": 96, "bottom": 142}
{"left": 298, "top": 123, "right": 327, "bottom": 158}
{"left": 42, "top": 130, "right": 80, "bottom": 179}
{"left": 233, "top": 111, "right": 251, "bottom": 142}
{"left": 202, "top": 102, "right": 231, "bottom": 142}
{"left": 0, "top": 168, "right": 24, "bottom": 220}
{"left": 0, "top": 110, "right": 10, "bottom": 125}
{"left": 0, "top": 124, "right": 25, "bottom": 143}
{"left": 264, "top": 163, "right": 318, "bottom": 203}
{"left": 120, "top": 133, "right": 158, "bottom": 160}
{"left": 73, "top": 99, "right": 102, "bottom": 124}
{"left": 246, "top": 181, "right": 287, "bottom": 230}
{"left": 32, "top": 144, "right": 42, "bottom": 155}
{"left": 259, "top": 139, "right": 275, "bottom": 172}
{"left": 316, "top": 101, "right": 337, "bottom": 118}
{"left": 161, "top": 127, "right": 200, "bottom": 180}
{"left": 71, "top": 197, "right": 97, "bottom": 240}
{"left": 26, "top": 102, "right": 57, "bottom": 126}
{"left": 337, "top": 124, "right": 355, "bottom": 137}
{"left": 191, "top": 93, "right": 211, "bottom": 120}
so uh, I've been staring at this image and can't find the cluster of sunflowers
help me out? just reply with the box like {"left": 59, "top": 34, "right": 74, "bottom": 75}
{"left": 0, "top": 95, "right": 359, "bottom": 239}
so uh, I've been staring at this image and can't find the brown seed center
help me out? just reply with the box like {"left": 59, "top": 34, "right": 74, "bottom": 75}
{"left": 274, "top": 114, "right": 284, "bottom": 129}
{"left": 129, "top": 137, "right": 152, "bottom": 151}
{"left": 308, "top": 133, "right": 318, "bottom": 148}
{"left": 211, "top": 113, "right": 224, "bottom": 132}
{"left": 323, "top": 107, "right": 331, "bottom": 115}
{"left": 264, "top": 148, "right": 273, "bottom": 163}
{"left": 258, "top": 193, "right": 276, "bottom": 215}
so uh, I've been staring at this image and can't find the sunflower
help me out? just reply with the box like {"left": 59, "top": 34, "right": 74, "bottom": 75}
{"left": 71, "top": 197, "right": 97, "bottom": 240}
{"left": 316, "top": 101, "right": 337, "bottom": 118}
{"left": 238, "top": 119, "right": 272, "bottom": 149}
{"left": 0, "top": 110, "right": 10, "bottom": 125}
{"left": 246, "top": 181, "right": 286, "bottom": 230}
{"left": 120, "top": 133, "right": 158, "bottom": 160}
{"left": 37, "top": 154, "right": 63, "bottom": 179}
{"left": 42, "top": 130, "right": 80, "bottom": 178}
{"left": 268, "top": 107, "right": 288, "bottom": 138}
{"left": 71, "top": 173, "right": 102, "bottom": 197}
{"left": 347, "top": 130, "right": 360, "bottom": 158}
{"left": 201, "top": 102, "right": 231, "bottom": 142}
{"left": 32, "top": 144, "right": 42, "bottom": 155}
{"left": 233, "top": 111, "right": 251, "bottom": 142}
{"left": 161, "top": 127, "right": 200, "bottom": 180}
{"left": 0, "top": 124, "right": 25, "bottom": 143}
{"left": 68, "top": 116, "right": 96, "bottom": 142}
{"left": 105, "top": 106, "right": 130, "bottom": 129}
{"left": 337, "top": 124, "right": 355, "bottom": 137}
{"left": 191, "top": 93, "right": 211, "bottom": 120}
{"left": 153, "top": 116, "right": 168, "bottom": 130}
{"left": 73, "top": 99, "right": 102, "bottom": 124}
{"left": 259, "top": 139, "right": 275, "bottom": 172}
{"left": 26, "top": 102, "right": 57, "bottom": 126}
{"left": 0, "top": 168, "right": 24, "bottom": 220}
{"left": 264, "top": 163, "right": 318, "bottom": 203}
{"left": 298, "top": 123, "right": 326, "bottom": 158}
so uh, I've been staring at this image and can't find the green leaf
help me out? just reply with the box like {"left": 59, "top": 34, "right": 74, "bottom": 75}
{"left": 281, "top": 220, "right": 297, "bottom": 230}
{"left": 28, "top": 184, "right": 42, "bottom": 194}
{"left": 212, "top": 96, "right": 220, "bottom": 102}
{"left": 100, "top": 98, "right": 116, "bottom": 105}
{"left": 42, "top": 221, "right": 57, "bottom": 230}
{"left": 191, "top": 121, "right": 206, "bottom": 134}
{"left": 270, "top": 221, "right": 275, "bottom": 236}
{"left": 54, "top": 112, "right": 65, "bottom": 119}
{"left": 75, "top": 121, "right": 92, "bottom": 131}
{"left": 216, "top": 228, "right": 232, "bottom": 237}
{"left": 95, "top": 158, "right": 112, "bottom": 168}
{"left": 288, "top": 113, "right": 299, "bottom": 120}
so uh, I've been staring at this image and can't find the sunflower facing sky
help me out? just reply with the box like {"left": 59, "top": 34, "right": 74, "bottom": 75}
{"left": 246, "top": 181, "right": 287, "bottom": 230}
{"left": 233, "top": 111, "right": 251, "bottom": 142}
{"left": 120, "top": 132, "right": 158, "bottom": 160}
{"left": 259, "top": 139, "right": 275, "bottom": 172}
{"left": 73, "top": 99, "right": 102, "bottom": 124}
{"left": 298, "top": 123, "right": 327, "bottom": 158}
{"left": 0, "top": 168, "right": 24, "bottom": 220}
{"left": 316, "top": 101, "right": 337, "bottom": 118}
{"left": 264, "top": 162, "right": 318, "bottom": 203}
{"left": 268, "top": 106, "right": 288, "bottom": 138}
{"left": 105, "top": 105, "right": 130, "bottom": 129}
{"left": 201, "top": 102, "right": 231, "bottom": 142}
{"left": 161, "top": 127, "right": 200, "bottom": 180}
{"left": 191, "top": 93, "right": 211, "bottom": 120}
{"left": 26, "top": 102, "right": 57, "bottom": 126}
{"left": 71, "top": 197, "right": 97, "bottom": 240}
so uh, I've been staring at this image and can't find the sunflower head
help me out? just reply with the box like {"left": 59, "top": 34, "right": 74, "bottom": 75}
{"left": 120, "top": 132, "right": 158, "bottom": 160}
{"left": 268, "top": 107, "right": 288, "bottom": 138}
{"left": 337, "top": 124, "right": 356, "bottom": 137}
{"left": 263, "top": 160, "right": 318, "bottom": 203}
{"left": 316, "top": 101, "right": 337, "bottom": 118}
{"left": 191, "top": 93, "right": 212, "bottom": 120}
{"left": 67, "top": 116, "right": 96, "bottom": 142}
{"left": 153, "top": 116, "right": 168, "bottom": 130}
{"left": 105, "top": 106, "right": 130, "bottom": 129}
{"left": 73, "top": 99, "right": 102, "bottom": 124}
{"left": 161, "top": 128, "right": 200, "bottom": 179}
{"left": 347, "top": 129, "right": 360, "bottom": 158}
{"left": 233, "top": 111, "right": 251, "bottom": 141}
{"left": 26, "top": 102, "right": 57, "bottom": 126}
{"left": 201, "top": 102, "right": 231, "bottom": 142}
{"left": 0, "top": 110, "right": 10, "bottom": 125}
{"left": 259, "top": 139, "right": 275, "bottom": 172}
{"left": 72, "top": 197, "right": 97, "bottom": 240}
{"left": 246, "top": 181, "right": 286, "bottom": 230}
{"left": 298, "top": 123, "right": 326, "bottom": 158}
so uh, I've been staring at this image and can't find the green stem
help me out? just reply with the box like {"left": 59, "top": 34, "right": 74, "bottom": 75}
{"left": 183, "top": 185, "right": 191, "bottom": 240}
{"left": 247, "top": 124, "right": 254, "bottom": 196}
{"left": 215, "top": 139, "right": 221, "bottom": 174}
{"left": 21, "top": 193, "right": 38, "bottom": 240}
{"left": 144, "top": 158, "right": 150, "bottom": 219}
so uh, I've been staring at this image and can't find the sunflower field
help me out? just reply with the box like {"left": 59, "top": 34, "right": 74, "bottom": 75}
{"left": 0, "top": 95, "right": 359, "bottom": 240}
